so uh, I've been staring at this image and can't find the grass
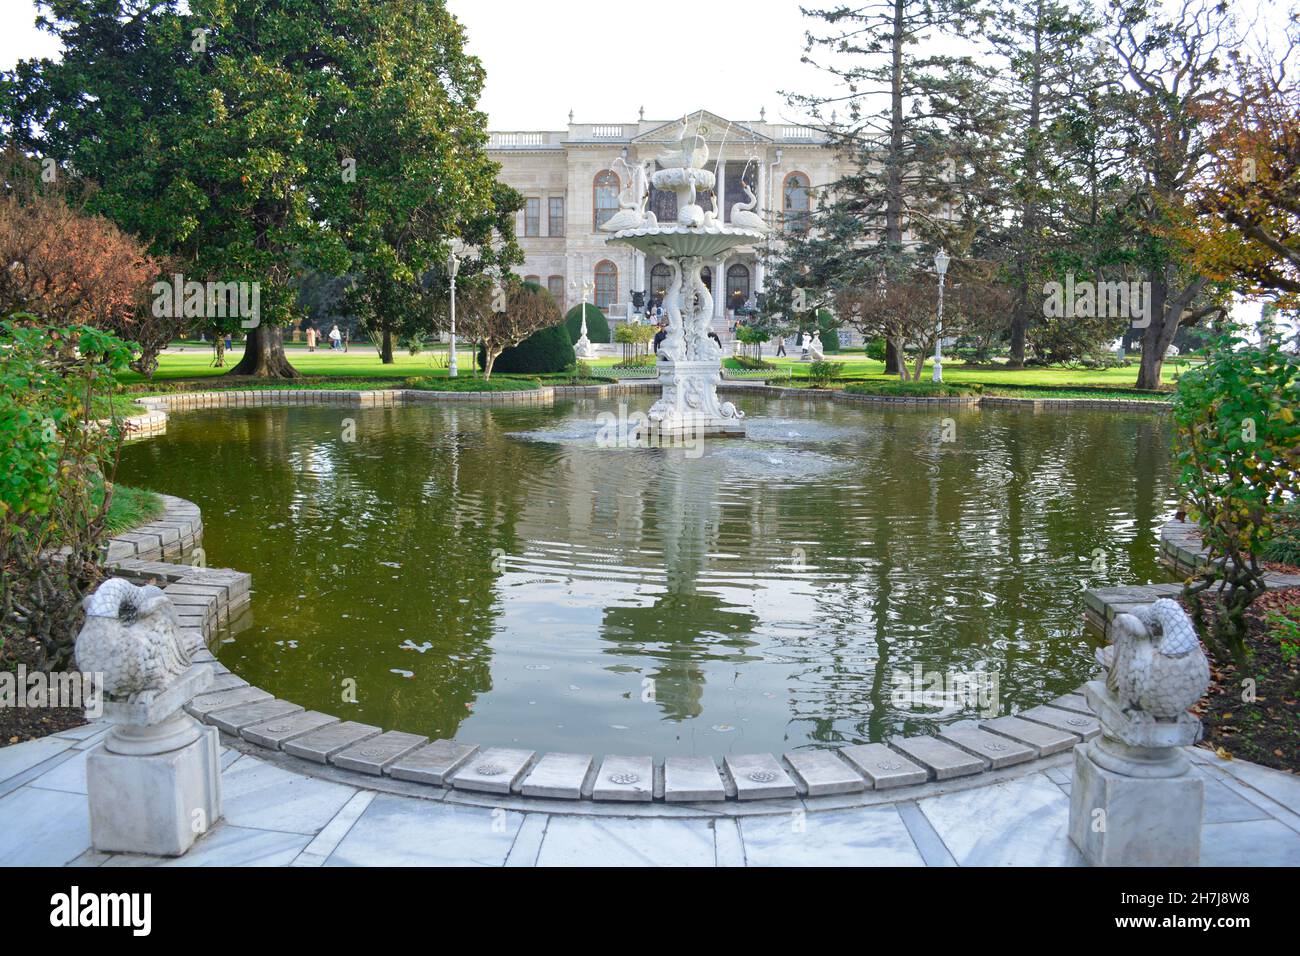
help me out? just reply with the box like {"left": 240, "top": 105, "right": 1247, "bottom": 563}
{"left": 103, "top": 485, "right": 164, "bottom": 535}
{"left": 121, "top": 340, "right": 1191, "bottom": 400}
{"left": 403, "top": 374, "right": 543, "bottom": 392}
{"left": 844, "top": 380, "right": 981, "bottom": 398}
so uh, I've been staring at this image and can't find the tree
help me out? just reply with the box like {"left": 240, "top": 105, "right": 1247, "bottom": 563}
{"left": 459, "top": 280, "right": 561, "bottom": 380}
{"left": 1173, "top": 323, "right": 1300, "bottom": 664}
{"left": 836, "top": 268, "right": 948, "bottom": 381}
{"left": 1109, "top": 0, "right": 1235, "bottom": 388}
{"left": 3, "top": 0, "right": 513, "bottom": 377}
{"left": 0, "top": 149, "right": 168, "bottom": 374}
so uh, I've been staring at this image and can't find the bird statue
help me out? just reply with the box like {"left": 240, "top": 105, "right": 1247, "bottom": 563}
{"left": 600, "top": 159, "right": 652, "bottom": 233}
{"left": 658, "top": 132, "right": 709, "bottom": 170}
{"left": 1096, "top": 598, "right": 1209, "bottom": 721}
{"left": 730, "top": 182, "right": 768, "bottom": 232}
{"left": 75, "top": 578, "right": 192, "bottom": 703}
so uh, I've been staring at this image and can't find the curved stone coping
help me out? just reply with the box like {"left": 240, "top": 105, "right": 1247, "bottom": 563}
{"left": 1082, "top": 519, "right": 1300, "bottom": 641}
{"left": 124, "top": 383, "right": 1171, "bottom": 419}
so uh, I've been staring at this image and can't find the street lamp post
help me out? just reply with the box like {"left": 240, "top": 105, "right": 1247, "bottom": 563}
{"left": 933, "top": 248, "right": 951, "bottom": 383}
{"left": 447, "top": 240, "right": 465, "bottom": 377}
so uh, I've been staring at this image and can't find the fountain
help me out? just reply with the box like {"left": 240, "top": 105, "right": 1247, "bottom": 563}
{"left": 601, "top": 124, "right": 767, "bottom": 437}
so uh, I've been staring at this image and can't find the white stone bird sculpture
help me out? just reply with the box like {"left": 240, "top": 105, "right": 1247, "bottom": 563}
{"left": 1096, "top": 598, "right": 1209, "bottom": 720}
{"left": 659, "top": 132, "right": 709, "bottom": 170}
{"left": 75, "top": 578, "right": 192, "bottom": 703}
{"left": 730, "top": 182, "right": 768, "bottom": 232}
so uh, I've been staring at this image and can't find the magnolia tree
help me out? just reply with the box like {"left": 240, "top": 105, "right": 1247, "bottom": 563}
{"left": 459, "top": 280, "right": 561, "bottom": 380}
{"left": 1173, "top": 324, "right": 1300, "bottom": 664}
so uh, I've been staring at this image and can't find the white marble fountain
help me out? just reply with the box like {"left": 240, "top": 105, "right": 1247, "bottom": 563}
{"left": 601, "top": 125, "right": 767, "bottom": 436}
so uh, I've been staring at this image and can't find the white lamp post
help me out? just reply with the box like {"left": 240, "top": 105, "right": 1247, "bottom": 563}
{"left": 933, "top": 247, "right": 951, "bottom": 383}
{"left": 447, "top": 239, "right": 465, "bottom": 377}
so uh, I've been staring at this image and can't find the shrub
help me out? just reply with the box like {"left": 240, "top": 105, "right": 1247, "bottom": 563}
{"left": 728, "top": 355, "right": 775, "bottom": 370}
{"left": 807, "top": 361, "right": 844, "bottom": 387}
{"left": 565, "top": 303, "right": 610, "bottom": 344}
{"left": 864, "top": 337, "right": 887, "bottom": 361}
{"left": 1173, "top": 325, "right": 1300, "bottom": 664}
{"left": 844, "top": 380, "right": 980, "bottom": 398}
{"left": 815, "top": 308, "right": 840, "bottom": 353}
{"left": 1262, "top": 499, "right": 1300, "bottom": 566}
{"left": 1, "top": 319, "right": 135, "bottom": 671}
{"left": 487, "top": 323, "right": 575, "bottom": 374}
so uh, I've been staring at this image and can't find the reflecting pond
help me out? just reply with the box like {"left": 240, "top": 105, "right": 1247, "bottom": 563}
{"left": 119, "top": 394, "right": 1177, "bottom": 757}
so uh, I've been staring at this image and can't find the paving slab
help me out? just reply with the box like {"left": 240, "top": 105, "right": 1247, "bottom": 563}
{"left": 664, "top": 756, "right": 726, "bottom": 802}
{"left": 839, "top": 743, "right": 928, "bottom": 789}
{"left": 591, "top": 755, "right": 654, "bottom": 802}
{"left": 241, "top": 710, "right": 339, "bottom": 749}
{"left": 938, "top": 726, "right": 1036, "bottom": 769}
{"left": 331, "top": 731, "right": 427, "bottom": 775}
{"left": 783, "top": 749, "right": 866, "bottom": 796}
{"left": 185, "top": 685, "right": 271, "bottom": 718}
{"left": 386, "top": 739, "right": 478, "bottom": 786}
{"left": 283, "top": 721, "right": 381, "bottom": 764}
{"left": 1018, "top": 705, "right": 1100, "bottom": 740}
{"left": 209, "top": 698, "right": 302, "bottom": 734}
{"left": 449, "top": 747, "right": 535, "bottom": 795}
{"left": 1048, "top": 693, "right": 1093, "bottom": 715}
{"left": 536, "top": 815, "right": 715, "bottom": 867}
{"left": 741, "top": 805, "right": 925, "bottom": 867}
{"left": 724, "top": 753, "right": 797, "bottom": 800}
{"left": 519, "top": 752, "right": 593, "bottom": 799}
{"left": 891, "top": 735, "right": 987, "bottom": 779}
{"left": 979, "top": 714, "right": 1078, "bottom": 756}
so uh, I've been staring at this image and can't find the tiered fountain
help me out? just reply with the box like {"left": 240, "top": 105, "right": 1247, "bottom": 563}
{"left": 601, "top": 124, "right": 768, "bottom": 437}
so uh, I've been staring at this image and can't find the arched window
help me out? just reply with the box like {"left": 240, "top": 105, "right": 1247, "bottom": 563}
{"left": 594, "top": 260, "right": 617, "bottom": 311}
{"left": 783, "top": 172, "right": 810, "bottom": 233}
{"left": 524, "top": 274, "right": 541, "bottom": 285}
{"left": 547, "top": 275, "right": 565, "bottom": 306}
{"left": 701, "top": 266, "right": 712, "bottom": 292}
{"left": 650, "top": 263, "right": 671, "bottom": 303}
{"left": 726, "top": 264, "right": 751, "bottom": 310}
{"left": 593, "top": 171, "right": 620, "bottom": 230}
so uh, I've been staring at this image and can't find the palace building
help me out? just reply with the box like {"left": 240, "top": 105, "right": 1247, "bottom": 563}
{"left": 488, "top": 108, "right": 850, "bottom": 332}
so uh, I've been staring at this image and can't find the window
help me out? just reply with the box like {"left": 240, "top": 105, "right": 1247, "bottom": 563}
{"left": 650, "top": 163, "right": 677, "bottom": 223}
{"left": 525, "top": 198, "right": 540, "bottom": 237}
{"left": 594, "top": 260, "right": 617, "bottom": 311}
{"left": 783, "top": 172, "right": 810, "bottom": 233}
{"left": 548, "top": 275, "right": 565, "bottom": 306}
{"left": 593, "top": 171, "right": 620, "bottom": 230}
{"left": 650, "top": 263, "right": 671, "bottom": 304}
{"left": 701, "top": 266, "right": 712, "bottom": 292}
{"left": 524, "top": 275, "right": 541, "bottom": 290}
{"left": 548, "top": 197, "right": 565, "bottom": 237}
{"left": 726, "top": 264, "right": 751, "bottom": 310}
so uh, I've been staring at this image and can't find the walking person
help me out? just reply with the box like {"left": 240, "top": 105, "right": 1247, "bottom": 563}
{"left": 776, "top": 335, "right": 787, "bottom": 357}
{"left": 305, "top": 325, "right": 317, "bottom": 352}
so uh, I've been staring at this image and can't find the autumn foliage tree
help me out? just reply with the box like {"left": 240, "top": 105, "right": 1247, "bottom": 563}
{"left": 0, "top": 150, "right": 169, "bottom": 374}
{"left": 459, "top": 279, "right": 561, "bottom": 380}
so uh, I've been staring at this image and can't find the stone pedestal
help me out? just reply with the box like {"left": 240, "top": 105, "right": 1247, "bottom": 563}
{"left": 647, "top": 359, "right": 745, "bottom": 436}
{"left": 1067, "top": 680, "right": 1203, "bottom": 866}
{"left": 85, "top": 664, "right": 223, "bottom": 857}
{"left": 88, "top": 717, "right": 222, "bottom": 857}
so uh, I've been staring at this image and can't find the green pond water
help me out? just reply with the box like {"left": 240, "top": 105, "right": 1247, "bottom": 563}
{"left": 118, "top": 395, "right": 1177, "bottom": 757}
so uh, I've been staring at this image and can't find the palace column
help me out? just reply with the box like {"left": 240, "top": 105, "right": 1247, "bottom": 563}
{"left": 713, "top": 255, "right": 728, "bottom": 321}
{"left": 715, "top": 161, "right": 726, "bottom": 222}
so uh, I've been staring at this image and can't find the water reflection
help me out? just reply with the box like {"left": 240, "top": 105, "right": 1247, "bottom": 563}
{"left": 117, "top": 397, "right": 1178, "bottom": 756}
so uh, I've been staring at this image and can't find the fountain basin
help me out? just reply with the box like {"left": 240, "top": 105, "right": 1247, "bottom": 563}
{"left": 608, "top": 223, "right": 765, "bottom": 259}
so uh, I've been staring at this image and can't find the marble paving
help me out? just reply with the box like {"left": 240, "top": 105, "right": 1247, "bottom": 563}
{"left": 2, "top": 728, "right": 1296, "bottom": 868}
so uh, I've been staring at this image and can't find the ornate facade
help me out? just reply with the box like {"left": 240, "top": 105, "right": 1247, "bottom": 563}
{"left": 489, "top": 109, "right": 849, "bottom": 330}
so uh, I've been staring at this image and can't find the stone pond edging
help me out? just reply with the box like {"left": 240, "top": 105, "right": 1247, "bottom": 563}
{"left": 95, "top": 384, "right": 1193, "bottom": 811}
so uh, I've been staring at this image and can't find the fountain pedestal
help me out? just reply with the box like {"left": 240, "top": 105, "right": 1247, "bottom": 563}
{"left": 648, "top": 359, "right": 746, "bottom": 437}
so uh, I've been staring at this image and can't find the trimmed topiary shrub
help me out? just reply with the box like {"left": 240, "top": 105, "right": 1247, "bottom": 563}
{"left": 564, "top": 303, "right": 610, "bottom": 344}
{"left": 486, "top": 323, "right": 575, "bottom": 374}
{"left": 816, "top": 308, "right": 841, "bottom": 353}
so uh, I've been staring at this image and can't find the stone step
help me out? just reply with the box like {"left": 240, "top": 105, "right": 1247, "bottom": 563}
{"left": 283, "top": 721, "right": 382, "bottom": 763}
{"left": 1018, "top": 705, "right": 1100, "bottom": 741}
{"left": 664, "top": 756, "right": 726, "bottom": 802}
{"left": 208, "top": 698, "right": 302, "bottom": 734}
{"left": 723, "top": 754, "right": 797, "bottom": 800}
{"left": 938, "top": 726, "right": 1036, "bottom": 769}
{"left": 591, "top": 755, "right": 654, "bottom": 802}
{"left": 331, "top": 731, "right": 427, "bottom": 775}
{"left": 185, "top": 685, "right": 271, "bottom": 718}
{"left": 1048, "top": 693, "right": 1093, "bottom": 715}
{"left": 783, "top": 749, "right": 866, "bottom": 796}
{"left": 449, "top": 747, "right": 535, "bottom": 795}
{"left": 979, "top": 715, "right": 1080, "bottom": 756}
{"left": 839, "top": 743, "right": 928, "bottom": 789}
{"left": 386, "top": 740, "right": 478, "bottom": 786}
{"left": 890, "top": 735, "right": 988, "bottom": 780}
{"left": 519, "top": 752, "right": 594, "bottom": 800}
{"left": 241, "top": 710, "right": 339, "bottom": 749}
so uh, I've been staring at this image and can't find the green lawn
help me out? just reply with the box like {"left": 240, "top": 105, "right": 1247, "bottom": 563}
{"left": 121, "top": 341, "right": 1191, "bottom": 398}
